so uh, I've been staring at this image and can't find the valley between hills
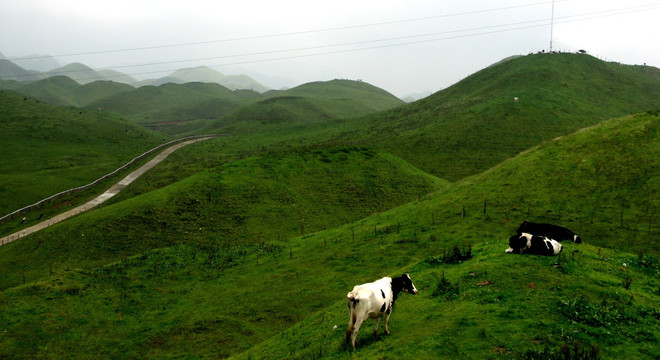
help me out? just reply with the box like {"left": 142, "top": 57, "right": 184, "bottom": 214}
{"left": 0, "top": 53, "right": 659, "bottom": 359}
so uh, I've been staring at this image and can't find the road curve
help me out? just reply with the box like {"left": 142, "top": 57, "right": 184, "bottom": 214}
{"left": 0, "top": 137, "right": 213, "bottom": 246}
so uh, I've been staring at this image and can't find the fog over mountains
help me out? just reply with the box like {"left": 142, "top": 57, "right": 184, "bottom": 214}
{"left": 0, "top": 53, "right": 431, "bottom": 100}
{"left": 0, "top": 53, "right": 272, "bottom": 93}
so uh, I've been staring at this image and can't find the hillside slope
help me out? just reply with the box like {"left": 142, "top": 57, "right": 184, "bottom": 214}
{"left": 202, "top": 79, "right": 405, "bottom": 133}
{"left": 0, "top": 147, "right": 447, "bottom": 290}
{"left": 326, "top": 53, "right": 660, "bottom": 181}
{"left": 231, "top": 110, "right": 660, "bottom": 359}
{"left": 1, "top": 111, "right": 658, "bottom": 359}
{"left": 0, "top": 90, "right": 166, "bottom": 215}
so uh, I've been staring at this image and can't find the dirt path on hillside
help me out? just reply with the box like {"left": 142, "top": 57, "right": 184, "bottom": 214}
{"left": 0, "top": 137, "right": 213, "bottom": 246}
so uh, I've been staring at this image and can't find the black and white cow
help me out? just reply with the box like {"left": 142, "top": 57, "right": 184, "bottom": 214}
{"left": 516, "top": 221, "right": 582, "bottom": 243}
{"left": 506, "top": 233, "right": 563, "bottom": 256}
{"left": 346, "top": 273, "right": 418, "bottom": 349}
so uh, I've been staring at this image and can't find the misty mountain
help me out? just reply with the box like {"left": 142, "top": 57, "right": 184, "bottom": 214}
{"left": 0, "top": 59, "right": 41, "bottom": 82}
{"left": 6, "top": 54, "right": 62, "bottom": 72}
{"left": 136, "top": 66, "right": 270, "bottom": 92}
{"left": 44, "top": 63, "right": 110, "bottom": 84}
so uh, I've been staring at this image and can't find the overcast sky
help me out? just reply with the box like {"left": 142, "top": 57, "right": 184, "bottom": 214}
{"left": 1, "top": 0, "right": 659, "bottom": 97}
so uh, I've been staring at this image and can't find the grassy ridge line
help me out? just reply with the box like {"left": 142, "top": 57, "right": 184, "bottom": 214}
{"left": 312, "top": 54, "right": 660, "bottom": 181}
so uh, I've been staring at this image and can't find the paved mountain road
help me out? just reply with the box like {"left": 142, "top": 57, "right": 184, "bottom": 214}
{"left": 0, "top": 137, "right": 213, "bottom": 246}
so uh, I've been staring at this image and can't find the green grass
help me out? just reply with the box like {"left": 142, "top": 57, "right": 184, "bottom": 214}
{"left": 1, "top": 111, "right": 658, "bottom": 359}
{"left": 0, "top": 146, "right": 446, "bottom": 290}
{"left": 0, "top": 90, "right": 167, "bottom": 215}
{"left": 1, "top": 54, "right": 659, "bottom": 359}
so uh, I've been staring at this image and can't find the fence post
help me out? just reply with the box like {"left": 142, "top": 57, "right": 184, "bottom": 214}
{"left": 461, "top": 206, "right": 465, "bottom": 218}
{"left": 483, "top": 199, "right": 487, "bottom": 216}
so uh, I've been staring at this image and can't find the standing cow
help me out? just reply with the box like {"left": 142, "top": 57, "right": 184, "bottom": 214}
{"left": 346, "top": 273, "right": 418, "bottom": 349}
{"left": 516, "top": 221, "right": 582, "bottom": 243}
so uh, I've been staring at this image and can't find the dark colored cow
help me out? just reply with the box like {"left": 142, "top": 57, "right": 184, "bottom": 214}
{"left": 516, "top": 221, "right": 582, "bottom": 243}
{"left": 506, "top": 233, "right": 563, "bottom": 256}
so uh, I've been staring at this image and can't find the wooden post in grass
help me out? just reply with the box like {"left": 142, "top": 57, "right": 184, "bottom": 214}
{"left": 462, "top": 206, "right": 465, "bottom": 218}
{"left": 483, "top": 199, "right": 487, "bottom": 216}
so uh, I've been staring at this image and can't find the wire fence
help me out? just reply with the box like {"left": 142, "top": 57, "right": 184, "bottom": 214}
{"left": 0, "top": 134, "right": 224, "bottom": 225}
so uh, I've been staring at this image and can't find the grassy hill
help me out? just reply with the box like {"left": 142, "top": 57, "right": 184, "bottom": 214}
{"left": 85, "top": 82, "right": 259, "bottom": 125}
{"left": 136, "top": 66, "right": 270, "bottom": 93}
{"left": 0, "top": 90, "right": 166, "bottom": 216}
{"left": 11, "top": 76, "right": 134, "bottom": 107}
{"left": 201, "top": 79, "right": 405, "bottom": 134}
{"left": 1, "top": 110, "right": 658, "bottom": 358}
{"left": 0, "top": 146, "right": 446, "bottom": 290}
{"left": 306, "top": 54, "right": 660, "bottom": 181}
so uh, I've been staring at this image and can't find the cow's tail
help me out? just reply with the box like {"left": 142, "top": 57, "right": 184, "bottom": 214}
{"left": 347, "top": 292, "right": 359, "bottom": 309}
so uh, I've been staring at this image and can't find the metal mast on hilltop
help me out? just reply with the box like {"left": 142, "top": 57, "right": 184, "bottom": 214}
{"left": 549, "top": 0, "right": 555, "bottom": 52}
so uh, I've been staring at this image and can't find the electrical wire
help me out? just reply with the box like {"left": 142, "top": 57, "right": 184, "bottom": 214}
{"left": 8, "top": 1, "right": 565, "bottom": 61}
{"left": 2, "top": 2, "right": 658, "bottom": 82}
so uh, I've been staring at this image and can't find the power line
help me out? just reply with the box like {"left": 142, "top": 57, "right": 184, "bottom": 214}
{"left": 3, "top": 3, "right": 659, "bottom": 82}
{"left": 8, "top": 1, "right": 564, "bottom": 61}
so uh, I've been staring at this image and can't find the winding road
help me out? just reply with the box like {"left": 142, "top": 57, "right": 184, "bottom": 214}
{"left": 0, "top": 136, "right": 214, "bottom": 246}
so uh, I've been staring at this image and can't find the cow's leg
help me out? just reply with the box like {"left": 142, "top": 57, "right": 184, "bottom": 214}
{"left": 384, "top": 313, "right": 391, "bottom": 334}
{"left": 350, "top": 315, "right": 365, "bottom": 349}
{"left": 346, "top": 310, "right": 356, "bottom": 346}
{"left": 373, "top": 317, "right": 381, "bottom": 335}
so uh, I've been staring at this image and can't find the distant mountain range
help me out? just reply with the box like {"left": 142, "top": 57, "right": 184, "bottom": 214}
{"left": 0, "top": 54, "right": 270, "bottom": 92}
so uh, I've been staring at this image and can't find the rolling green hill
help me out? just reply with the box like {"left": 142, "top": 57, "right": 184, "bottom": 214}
{"left": 0, "top": 146, "right": 447, "bottom": 290}
{"left": 309, "top": 53, "right": 660, "bottom": 181}
{"left": 1, "top": 110, "right": 658, "bottom": 359}
{"left": 10, "top": 76, "right": 134, "bottom": 107}
{"left": 84, "top": 82, "right": 258, "bottom": 124}
{"left": 201, "top": 79, "right": 405, "bottom": 133}
{"left": 0, "top": 90, "right": 166, "bottom": 216}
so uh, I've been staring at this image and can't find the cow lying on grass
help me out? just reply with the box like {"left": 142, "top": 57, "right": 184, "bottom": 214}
{"left": 506, "top": 232, "right": 563, "bottom": 255}
{"left": 516, "top": 220, "right": 582, "bottom": 243}
{"left": 346, "top": 273, "right": 418, "bottom": 349}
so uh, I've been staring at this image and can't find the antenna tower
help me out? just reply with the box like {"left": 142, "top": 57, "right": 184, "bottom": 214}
{"left": 549, "top": 0, "right": 555, "bottom": 52}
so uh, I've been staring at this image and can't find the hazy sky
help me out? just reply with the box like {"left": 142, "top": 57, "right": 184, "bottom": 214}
{"left": 1, "top": 0, "right": 659, "bottom": 97}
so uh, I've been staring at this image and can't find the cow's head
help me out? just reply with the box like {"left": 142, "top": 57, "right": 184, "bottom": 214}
{"left": 508, "top": 233, "right": 528, "bottom": 250}
{"left": 574, "top": 235, "right": 582, "bottom": 244}
{"left": 516, "top": 220, "right": 529, "bottom": 234}
{"left": 400, "top": 273, "right": 418, "bottom": 295}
